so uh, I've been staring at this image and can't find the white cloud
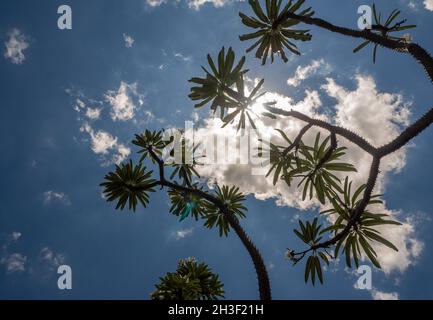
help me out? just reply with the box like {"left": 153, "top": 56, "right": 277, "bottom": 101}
{"left": 322, "top": 75, "right": 411, "bottom": 175}
{"left": 424, "top": 0, "right": 433, "bottom": 11}
{"left": 73, "top": 98, "right": 87, "bottom": 112}
{"left": 191, "top": 111, "right": 199, "bottom": 122}
{"left": 174, "top": 228, "right": 194, "bottom": 240}
{"left": 195, "top": 88, "right": 325, "bottom": 209}
{"left": 145, "top": 0, "right": 238, "bottom": 9}
{"left": 407, "top": 1, "right": 417, "bottom": 10}
{"left": 1, "top": 232, "right": 27, "bottom": 274}
{"left": 187, "top": 0, "right": 241, "bottom": 10}
{"left": 39, "top": 247, "right": 65, "bottom": 270}
{"left": 123, "top": 33, "right": 135, "bottom": 48}
{"left": 1, "top": 253, "right": 27, "bottom": 273}
{"left": 85, "top": 107, "right": 102, "bottom": 120}
{"left": 81, "top": 123, "right": 131, "bottom": 165}
{"left": 112, "top": 143, "right": 131, "bottom": 165}
{"left": 287, "top": 59, "right": 331, "bottom": 87}
{"left": 43, "top": 191, "right": 71, "bottom": 206}
{"left": 9, "top": 232, "right": 22, "bottom": 242}
{"left": 174, "top": 52, "right": 192, "bottom": 62}
{"left": 68, "top": 86, "right": 148, "bottom": 166}
{"left": 194, "top": 74, "right": 422, "bottom": 274}
{"left": 105, "top": 82, "right": 143, "bottom": 121}
{"left": 371, "top": 214, "right": 424, "bottom": 274}
{"left": 4, "top": 28, "right": 29, "bottom": 65}
{"left": 81, "top": 123, "right": 117, "bottom": 154}
{"left": 1, "top": 234, "right": 67, "bottom": 277}
{"left": 158, "top": 63, "right": 168, "bottom": 71}
{"left": 371, "top": 289, "right": 399, "bottom": 300}
{"left": 146, "top": 0, "right": 167, "bottom": 7}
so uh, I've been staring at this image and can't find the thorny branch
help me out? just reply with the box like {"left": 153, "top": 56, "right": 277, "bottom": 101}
{"left": 268, "top": 107, "right": 433, "bottom": 258}
{"left": 146, "top": 149, "right": 272, "bottom": 300}
{"left": 275, "top": 12, "right": 433, "bottom": 83}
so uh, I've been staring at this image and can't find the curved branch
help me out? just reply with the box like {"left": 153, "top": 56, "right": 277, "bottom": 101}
{"left": 266, "top": 107, "right": 377, "bottom": 155}
{"left": 277, "top": 12, "right": 433, "bottom": 84}
{"left": 378, "top": 108, "right": 433, "bottom": 157}
{"left": 217, "top": 208, "right": 272, "bottom": 301}
{"left": 148, "top": 147, "right": 165, "bottom": 184}
{"left": 147, "top": 152, "right": 272, "bottom": 300}
{"left": 282, "top": 123, "right": 312, "bottom": 157}
{"left": 274, "top": 107, "right": 433, "bottom": 256}
{"left": 315, "top": 132, "right": 337, "bottom": 170}
{"left": 311, "top": 156, "right": 380, "bottom": 250}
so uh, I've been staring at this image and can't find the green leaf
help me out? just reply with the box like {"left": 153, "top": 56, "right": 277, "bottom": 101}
{"left": 315, "top": 256, "right": 323, "bottom": 284}
{"left": 319, "top": 252, "right": 329, "bottom": 266}
{"left": 305, "top": 256, "right": 312, "bottom": 283}
{"left": 302, "top": 179, "right": 310, "bottom": 201}
{"left": 246, "top": 111, "right": 257, "bottom": 129}
{"left": 363, "top": 230, "right": 399, "bottom": 251}
{"left": 315, "top": 175, "right": 326, "bottom": 204}
{"left": 385, "top": 9, "right": 400, "bottom": 27}
{"left": 351, "top": 184, "right": 366, "bottom": 206}
{"left": 262, "top": 112, "right": 277, "bottom": 119}
{"left": 393, "top": 25, "right": 416, "bottom": 32}
{"left": 359, "top": 234, "right": 381, "bottom": 269}
{"left": 353, "top": 40, "right": 370, "bottom": 53}
{"left": 334, "top": 235, "right": 346, "bottom": 258}
{"left": 239, "top": 29, "right": 267, "bottom": 41}
{"left": 218, "top": 47, "right": 225, "bottom": 76}
{"left": 249, "top": 78, "right": 265, "bottom": 99}
{"left": 294, "top": 229, "right": 307, "bottom": 243}
{"left": 207, "top": 54, "right": 219, "bottom": 77}
{"left": 222, "top": 109, "right": 242, "bottom": 126}
{"left": 352, "top": 236, "right": 359, "bottom": 268}
{"left": 373, "top": 3, "right": 379, "bottom": 24}
{"left": 310, "top": 255, "right": 316, "bottom": 286}
{"left": 290, "top": 0, "right": 306, "bottom": 13}
{"left": 344, "top": 235, "right": 352, "bottom": 268}
{"left": 363, "top": 220, "right": 402, "bottom": 227}
{"left": 323, "top": 163, "right": 357, "bottom": 172}
{"left": 275, "top": 129, "right": 292, "bottom": 144}
{"left": 249, "top": 0, "right": 269, "bottom": 23}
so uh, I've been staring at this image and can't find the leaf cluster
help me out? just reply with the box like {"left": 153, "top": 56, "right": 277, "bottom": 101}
{"left": 239, "top": 0, "right": 314, "bottom": 64}
{"left": 265, "top": 131, "right": 356, "bottom": 204}
{"left": 100, "top": 160, "right": 156, "bottom": 211}
{"left": 354, "top": 3, "right": 416, "bottom": 63}
{"left": 151, "top": 258, "right": 225, "bottom": 300}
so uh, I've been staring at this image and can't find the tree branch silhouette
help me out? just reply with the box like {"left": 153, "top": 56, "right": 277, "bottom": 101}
{"left": 274, "top": 12, "right": 433, "bottom": 83}
{"left": 147, "top": 149, "right": 272, "bottom": 300}
{"left": 102, "top": 0, "right": 433, "bottom": 298}
{"left": 266, "top": 107, "right": 433, "bottom": 257}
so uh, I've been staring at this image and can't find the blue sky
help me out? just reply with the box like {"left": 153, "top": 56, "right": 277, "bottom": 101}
{"left": 0, "top": 0, "right": 432, "bottom": 300}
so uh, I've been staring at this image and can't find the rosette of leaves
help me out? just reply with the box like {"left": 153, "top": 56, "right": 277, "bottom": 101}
{"left": 188, "top": 47, "right": 248, "bottom": 119}
{"left": 132, "top": 130, "right": 167, "bottom": 163}
{"left": 261, "top": 129, "right": 297, "bottom": 185}
{"left": 239, "top": 0, "right": 314, "bottom": 64}
{"left": 168, "top": 184, "right": 208, "bottom": 221}
{"left": 320, "top": 177, "right": 402, "bottom": 269}
{"left": 204, "top": 185, "right": 247, "bottom": 237}
{"left": 168, "top": 138, "right": 202, "bottom": 186}
{"left": 293, "top": 218, "right": 330, "bottom": 285}
{"left": 353, "top": 3, "right": 416, "bottom": 63}
{"left": 221, "top": 76, "right": 266, "bottom": 131}
{"left": 268, "top": 131, "right": 356, "bottom": 204}
{"left": 151, "top": 258, "right": 225, "bottom": 300}
{"left": 100, "top": 160, "right": 156, "bottom": 211}
{"left": 291, "top": 133, "right": 356, "bottom": 204}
